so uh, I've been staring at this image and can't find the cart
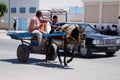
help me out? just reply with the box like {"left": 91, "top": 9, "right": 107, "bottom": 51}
{"left": 7, "top": 31, "right": 66, "bottom": 63}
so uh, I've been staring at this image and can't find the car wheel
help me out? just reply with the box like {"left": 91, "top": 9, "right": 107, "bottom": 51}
{"left": 105, "top": 52, "right": 116, "bottom": 56}
{"left": 17, "top": 44, "right": 29, "bottom": 63}
{"left": 78, "top": 44, "right": 92, "bottom": 58}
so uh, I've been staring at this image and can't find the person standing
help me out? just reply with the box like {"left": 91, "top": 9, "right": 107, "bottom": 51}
{"left": 13, "top": 19, "right": 16, "bottom": 30}
{"left": 105, "top": 25, "right": 112, "bottom": 35}
{"left": 94, "top": 25, "right": 99, "bottom": 33}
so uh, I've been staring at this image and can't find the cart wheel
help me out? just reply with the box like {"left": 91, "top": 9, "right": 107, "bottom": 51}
{"left": 17, "top": 44, "right": 29, "bottom": 63}
{"left": 47, "top": 43, "right": 57, "bottom": 60}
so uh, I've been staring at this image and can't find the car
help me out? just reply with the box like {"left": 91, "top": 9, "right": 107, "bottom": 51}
{"left": 58, "top": 22, "right": 120, "bottom": 57}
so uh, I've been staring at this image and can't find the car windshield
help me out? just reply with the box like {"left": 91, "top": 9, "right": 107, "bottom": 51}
{"left": 59, "top": 22, "right": 98, "bottom": 34}
{"left": 77, "top": 24, "right": 98, "bottom": 34}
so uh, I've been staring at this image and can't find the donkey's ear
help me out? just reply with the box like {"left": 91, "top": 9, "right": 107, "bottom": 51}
{"left": 75, "top": 25, "right": 80, "bottom": 30}
{"left": 75, "top": 24, "right": 79, "bottom": 28}
{"left": 83, "top": 26, "right": 87, "bottom": 31}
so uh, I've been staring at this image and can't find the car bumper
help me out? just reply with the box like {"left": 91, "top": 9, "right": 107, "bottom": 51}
{"left": 90, "top": 45, "right": 120, "bottom": 52}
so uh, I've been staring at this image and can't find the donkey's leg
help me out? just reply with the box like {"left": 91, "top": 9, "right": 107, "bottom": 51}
{"left": 63, "top": 45, "right": 67, "bottom": 66}
{"left": 45, "top": 47, "right": 49, "bottom": 63}
{"left": 45, "top": 37, "right": 52, "bottom": 63}
{"left": 63, "top": 36, "right": 68, "bottom": 66}
{"left": 57, "top": 50, "right": 62, "bottom": 65}
{"left": 67, "top": 49, "right": 74, "bottom": 63}
{"left": 64, "top": 53, "right": 67, "bottom": 66}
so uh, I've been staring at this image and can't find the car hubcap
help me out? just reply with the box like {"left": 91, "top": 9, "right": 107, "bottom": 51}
{"left": 80, "top": 47, "right": 87, "bottom": 56}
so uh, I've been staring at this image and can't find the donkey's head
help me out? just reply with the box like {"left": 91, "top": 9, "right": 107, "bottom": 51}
{"left": 57, "top": 24, "right": 87, "bottom": 45}
{"left": 70, "top": 24, "right": 87, "bottom": 42}
{"left": 78, "top": 25, "right": 87, "bottom": 47}
{"left": 70, "top": 25, "right": 80, "bottom": 40}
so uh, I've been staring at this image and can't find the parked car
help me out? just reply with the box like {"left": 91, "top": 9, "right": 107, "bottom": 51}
{"left": 59, "top": 22, "right": 120, "bottom": 57}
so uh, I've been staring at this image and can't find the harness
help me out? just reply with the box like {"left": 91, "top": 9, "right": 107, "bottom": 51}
{"left": 57, "top": 24, "right": 76, "bottom": 41}
{"left": 61, "top": 24, "right": 86, "bottom": 47}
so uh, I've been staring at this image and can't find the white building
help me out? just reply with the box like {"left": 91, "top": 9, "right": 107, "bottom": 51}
{"left": 1, "top": 0, "right": 120, "bottom": 34}
{"left": 82, "top": 0, "right": 120, "bottom": 34}
{"left": 0, "top": 0, "right": 83, "bottom": 30}
{"left": 0, "top": 0, "right": 83, "bottom": 20}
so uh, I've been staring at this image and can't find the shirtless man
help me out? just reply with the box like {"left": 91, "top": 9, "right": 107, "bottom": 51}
{"left": 28, "top": 10, "right": 51, "bottom": 47}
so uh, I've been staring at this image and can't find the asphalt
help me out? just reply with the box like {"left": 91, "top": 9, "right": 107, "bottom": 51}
{"left": 0, "top": 30, "right": 11, "bottom": 39}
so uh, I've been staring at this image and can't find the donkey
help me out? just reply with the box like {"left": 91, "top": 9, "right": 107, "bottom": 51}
{"left": 46, "top": 23, "right": 87, "bottom": 66}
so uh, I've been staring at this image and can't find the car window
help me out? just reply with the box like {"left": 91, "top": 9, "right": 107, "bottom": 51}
{"left": 79, "top": 24, "right": 97, "bottom": 34}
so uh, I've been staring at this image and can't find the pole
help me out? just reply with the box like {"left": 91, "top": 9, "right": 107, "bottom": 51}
{"left": 9, "top": 0, "right": 10, "bottom": 30}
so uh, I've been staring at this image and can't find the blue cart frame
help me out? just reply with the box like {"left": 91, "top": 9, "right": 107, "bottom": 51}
{"left": 7, "top": 31, "right": 66, "bottom": 62}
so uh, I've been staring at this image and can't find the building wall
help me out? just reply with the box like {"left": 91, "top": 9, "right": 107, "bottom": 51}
{"left": 39, "top": 0, "right": 82, "bottom": 10}
{"left": 0, "top": 0, "right": 83, "bottom": 30}
{"left": 102, "top": 2, "right": 119, "bottom": 24}
{"left": 83, "top": 1, "right": 119, "bottom": 24}
{"left": 82, "top": 0, "right": 119, "bottom": 2}
{"left": 0, "top": 0, "right": 39, "bottom": 19}
{"left": 82, "top": 0, "right": 120, "bottom": 34}
{"left": 84, "top": 2, "right": 99, "bottom": 23}
{"left": 0, "top": 0, "right": 83, "bottom": 19}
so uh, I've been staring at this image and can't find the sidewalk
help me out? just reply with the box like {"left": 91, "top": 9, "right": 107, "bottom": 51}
{"left": 0, "top": 30, "right": 11, "bottom": 39}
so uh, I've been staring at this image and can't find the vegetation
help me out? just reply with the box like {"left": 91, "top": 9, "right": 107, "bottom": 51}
{"left": 0, "top": 2, "right": 7, "bottom": 17}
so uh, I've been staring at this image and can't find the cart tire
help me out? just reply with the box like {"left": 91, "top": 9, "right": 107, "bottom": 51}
{"left": 47, "top": 43, "right": 57, "bottom": 60}
{"left": 17, "top": 44, "right": 29, "bottom": 63}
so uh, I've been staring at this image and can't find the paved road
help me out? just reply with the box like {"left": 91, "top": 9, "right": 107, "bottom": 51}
{"left": 0, "top": 39, "right": 120, "bottom": 80}
{"left": 0, "top": 30, "right": 11, "bottom": 39}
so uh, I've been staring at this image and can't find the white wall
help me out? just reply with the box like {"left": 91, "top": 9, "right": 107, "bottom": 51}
{"left": 39, "top": 0, "right": 83, "bottom": 10}
{"left": 0, "top": 0, "right": 83, "bottom": 30}
{"left": 118, "top": 1, "right": 120, "bottom": 35}
{"left": 82, "top": 0, "right": 119, "bottom": 2}
{"left": 0, "top": 0, "right": 83, "bottom": 20}
{"left": 0, "top": 0, "right": 40, "bottom": 19}
{"left": 82, "top": 0, "right": 120, "bottom": 35}
{"left": 68, "top": 14, "right": 82, "bottom": 22}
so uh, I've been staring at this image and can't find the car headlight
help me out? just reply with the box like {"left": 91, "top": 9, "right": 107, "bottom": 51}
{"left": 92, "top": 39, "right": 104, "bottom": 45}
{"left": 116, "top": 39, "right": 120, "bottom": 44}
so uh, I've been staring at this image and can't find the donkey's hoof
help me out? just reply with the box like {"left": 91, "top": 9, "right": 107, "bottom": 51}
{"left": 64, "top": 63, "right": 68, "bottom": 66}
{"left": 60, "top": 62, "right": 63, "bottom": 65}
{"left": 67, "top": 60, "right": 71, "bottom": 63}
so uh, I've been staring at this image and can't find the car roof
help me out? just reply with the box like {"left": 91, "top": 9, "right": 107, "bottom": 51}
{"left": 59, "top": 22, "right": 89, "bottom": 25}
{"left": 58, "top": 22, "right": 90, "bottom": 28}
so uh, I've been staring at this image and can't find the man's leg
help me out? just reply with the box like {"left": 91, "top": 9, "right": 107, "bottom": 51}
{"left": 32, "top": 30, "right": 42, "bottom": 46}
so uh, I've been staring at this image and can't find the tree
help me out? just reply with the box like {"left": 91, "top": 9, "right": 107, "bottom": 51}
{"left": 0, "top": 2, "right": 7, "bottom": 17}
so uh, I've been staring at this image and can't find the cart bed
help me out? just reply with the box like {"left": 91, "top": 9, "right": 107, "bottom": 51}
{"left": 7, "top": 31, "right": 66, "bottom": 40}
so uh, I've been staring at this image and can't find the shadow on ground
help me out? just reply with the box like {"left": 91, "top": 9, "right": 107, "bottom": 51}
{"left": 0, "top": 58, "right": 73, "bottom": 69}
{"left": 0, "top": 53, "right": 117, "bottom": 69}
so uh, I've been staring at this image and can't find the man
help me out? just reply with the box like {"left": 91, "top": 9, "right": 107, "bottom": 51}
{"left": 28, "top": 10, "right": 51, "bottom": 48}
{"left": 52, "top": 15, "right": 58, "bottom": 25}
{"left": 13, "top": 19, "right": 16, "bottom": 30}
{"left": 50, "top": 15, "right": 60, "bottom": 33}
{"left": 52, "top": 15, "right": 60, "bottom": 28}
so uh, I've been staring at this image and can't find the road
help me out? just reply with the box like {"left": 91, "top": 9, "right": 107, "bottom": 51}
{"left": 0, "top": 39, "right": 120, "bottom": 80}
